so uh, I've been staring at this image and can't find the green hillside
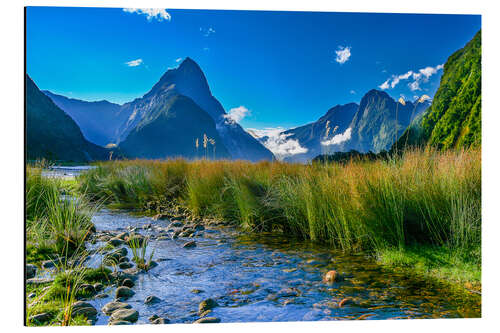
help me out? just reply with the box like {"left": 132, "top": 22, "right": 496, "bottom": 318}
{"left": 396, "top": 30, "right": 481, "bottom": 150}
{"left": 422, "top": 30, "right": 481, "bottom": 148}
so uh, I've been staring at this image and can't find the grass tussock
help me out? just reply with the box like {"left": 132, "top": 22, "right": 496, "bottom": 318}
{"left": 26, "top": 166, "right": 96, "bottom": 258}
{"left": 77, "top": 148, "right": 481, "bottom": 285}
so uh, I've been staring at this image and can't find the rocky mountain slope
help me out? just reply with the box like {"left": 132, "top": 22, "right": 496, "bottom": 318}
{"left": 26, "top": 75, "right": 108, "bottom": 162}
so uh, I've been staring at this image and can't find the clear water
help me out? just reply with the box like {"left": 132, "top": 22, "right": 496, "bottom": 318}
{"left": 83, "top": 209, "right": 480, "bottom": 325}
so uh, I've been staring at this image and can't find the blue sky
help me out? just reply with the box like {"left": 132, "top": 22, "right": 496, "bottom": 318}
{"left": 26, "top": 7, "right": 480, "bottom": 130}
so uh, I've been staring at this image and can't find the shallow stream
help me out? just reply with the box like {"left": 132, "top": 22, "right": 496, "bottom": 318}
{"left": 82, "top": 208, "right": 480, "bottom": 324}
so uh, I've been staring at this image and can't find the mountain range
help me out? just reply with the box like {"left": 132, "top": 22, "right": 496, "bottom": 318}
{"left": 28, "top": 30, "right": 480, "bottom": 163}
{"left": 42, "top": 58, "right": 273, "bottom": 162}
{"left": 254, "top": 90, "right": 430, "bottom": 163}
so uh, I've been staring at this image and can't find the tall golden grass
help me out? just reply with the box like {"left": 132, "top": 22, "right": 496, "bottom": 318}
{"left": 78, "top": 148, "right": 481, "bottom": 259}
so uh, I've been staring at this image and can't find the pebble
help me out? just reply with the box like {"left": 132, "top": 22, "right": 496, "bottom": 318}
{"left": 182, "top": 240, "right": 196, "bottom": 248}
{"left": 152, "top": 317, "right": 170, "bottom": 324}
{"left": 194, "top": 317, "right": 221, "bottom": 323}
{"left": 199, "top": 298, "right": 218, "bottom": 313}
{"left": 323, "top": 270, "right": 338, "bottom": 283}
{"left": 144, "top": 295, "right": 161, "bottom": 304}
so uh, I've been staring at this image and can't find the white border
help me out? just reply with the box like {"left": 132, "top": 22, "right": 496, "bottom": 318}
{"left": 1, "top": 1, "right": 499, "bottom": 332}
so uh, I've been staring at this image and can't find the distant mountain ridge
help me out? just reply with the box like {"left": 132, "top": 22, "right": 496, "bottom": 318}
{"left": 26, "top": 75, "right": 108, "bottom": 162}
{"left": 281, "top": 103, "right": 359, "bottom": 163}
{"left": 273, "top": 90, "right": 429, "bottom": 162}
{"left": 42, "top": 91, "right": 131, "bottom": 147}
{"left": 344, "top": 89, "right": 430, "bottom": 153}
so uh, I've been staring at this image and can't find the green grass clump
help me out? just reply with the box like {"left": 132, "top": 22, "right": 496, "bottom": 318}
{"left": 77, "top": 148, "right": 481, "bottom": 286}
{"left": 26, "top": 166, "right": 96, "bottom": 257}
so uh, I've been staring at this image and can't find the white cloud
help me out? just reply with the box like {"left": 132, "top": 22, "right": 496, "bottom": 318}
{"left": 321, "top": 128, "right": 352, "bottom": 146}
{"left": 350, "top": 90, "right": 356, "bottom": 94}
{"left": 224, "top": 106, "right": 251, "bottom": 123}
{"left": 335, "top": 46, "right": 351, "bottom": 64}
{"left": 175, "top": 58, "right": 183, "bottom": 63}
{"left": 246, "top": 127, "right": 308, "bottom": 160}
{"left": 123, "top": 8, "right": 171, "bottom": 22}
{"left": 200, "top": 27, "right": 216, "bottom": 37}
{"left": 379, "top": 79, "right": 390, "bottom": 90}
{"left": 379, "top": 64, "right": 444, "bottom": 91}
{"left": 125, "top": 59, "right": 143, "bottom": 67}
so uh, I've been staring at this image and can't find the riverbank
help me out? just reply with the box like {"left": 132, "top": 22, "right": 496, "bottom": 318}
{"left": 76, "top": 148, "right": 481, "bottom": 291}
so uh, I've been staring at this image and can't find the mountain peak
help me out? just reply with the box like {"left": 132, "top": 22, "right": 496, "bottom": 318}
{"left": 179, "top": 56, "right": 197, "bottom": 67}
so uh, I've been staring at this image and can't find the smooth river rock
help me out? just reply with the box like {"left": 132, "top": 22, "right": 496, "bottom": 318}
{"left": 199, "top": 298, "right": 218, "bottom": 313}
{"left": 102, "top": 301, "right": 132, "bottom": 315}
{"left": 71, "top": 301, "right": 97, "bottom": 319}
{"left": 144, "top": 295, "right": 161, "bottom": 304}
{"left": 110, "top": 308, "right": 139, "bottom": 323}
{"left": 115, "top": 286, "right": 135, "bottom": 299}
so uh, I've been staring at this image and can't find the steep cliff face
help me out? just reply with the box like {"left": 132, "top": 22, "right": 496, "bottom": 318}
{"left": 26, "top": 75, "right": 108, "bottom": 162}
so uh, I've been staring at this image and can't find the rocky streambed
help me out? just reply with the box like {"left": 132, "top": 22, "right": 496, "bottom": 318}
{"left": 27, "top": 206, "right": 481, "bottom": 325}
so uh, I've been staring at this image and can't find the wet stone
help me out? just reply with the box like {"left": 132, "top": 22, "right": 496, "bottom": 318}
{"left": 119, "top": 262, "right": 133, "bottom": 269}
{"left": 108, "top": 237, "right": 124, "bottom": 247}
{"left": 144, "top": 295, "right": 161, "bottom": 304}
{"left": 71, "top": 301, "right": 97, "bottom": 319}
{"left": 102, "top": 301, "right": 132, "bottom": 315}
{"left": 199, "top": 298, "right": 218, "bottom": 313}
{"left": 121, "top": 278, "right": 135, "bottom": 288}
{"left": 115, "top": 286, "right": 135, "bottom": 299}
{"left": 26, "top": 264, "right": 37, "bottom": 279}
{"left": 194, "top": 317, "right": 221, "bottom": 324}
{"left": 191, "top": 289, "right": 204, "bottom": 294}
{"left": 110, "top": 308, "right": 139, "bottom": 323}
{"left": 323, "top": 270, "right": 339, "bottom": 283}
{"left": 152, "top": 317, "right": 170, "bottom": 324}
{"left": 108, "top": 320, "right": 131, "bottom": 325}
{"left": 29, "top": 313, "right": 51, "bottom": 323}
{"left": 183, "top": 240, "right": 196, "bottom": 248}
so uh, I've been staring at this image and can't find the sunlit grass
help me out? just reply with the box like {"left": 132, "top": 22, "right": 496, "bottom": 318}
{"left": 77, "top": 148, "right": 481, "bottom": 285}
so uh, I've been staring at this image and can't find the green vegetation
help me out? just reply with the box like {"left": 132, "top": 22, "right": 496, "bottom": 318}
{"left": 26, "top": 166, "right": 95, "bottom": 257}
{"left": 397, "top": 30, "right": 481, "bottom": 150}
{"left": 78, "top": 148, "right": 481, "bottom": 287}
{"left": 26, "top": 166, "right": 111, "bottom": 326}
{"left": 26, "top": 267, "right": 111, "bottom": 326}
{"left": 128, "top": 234, "right": 156, "bottom": 271}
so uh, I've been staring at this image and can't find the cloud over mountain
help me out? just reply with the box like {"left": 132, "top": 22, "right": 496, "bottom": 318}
{"left": 379, "top": 64, "right": 444, "bottom": 91}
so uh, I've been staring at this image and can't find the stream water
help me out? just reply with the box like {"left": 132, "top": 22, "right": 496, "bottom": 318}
{"left": 82, "top": 208, "right": 480, "bottom": 325}
{"left": 36, "top": 167, "right": 480, "bottom": 324}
